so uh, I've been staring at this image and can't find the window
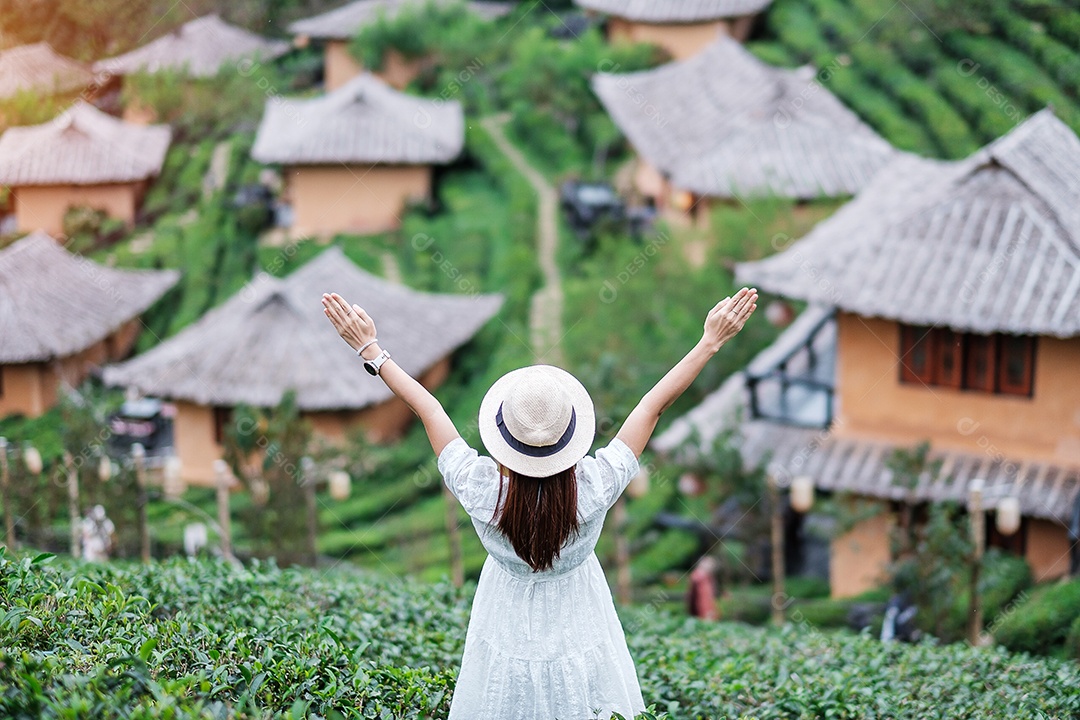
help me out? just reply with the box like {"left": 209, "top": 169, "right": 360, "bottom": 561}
{"left": 899, "top": 324, "right": 1035, "bottom": 396}
{"left": 212, "top": 406, "right": 232, "bottom": 444}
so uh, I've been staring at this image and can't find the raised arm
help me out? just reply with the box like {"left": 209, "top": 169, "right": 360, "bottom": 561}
{"left": 322, "top": 292, "right": 460, "bottom": 456}
{"left": 615, "top": 287, "right": 758, "bottom": 457}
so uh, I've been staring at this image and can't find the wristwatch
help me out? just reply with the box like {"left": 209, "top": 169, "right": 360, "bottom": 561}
{"left": 363, "top": 349, "right": 392, "bottom": 376}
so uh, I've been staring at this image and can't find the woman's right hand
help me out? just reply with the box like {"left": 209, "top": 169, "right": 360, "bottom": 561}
{"left": 702, "top": 287, "right": 758, "bottom": 352}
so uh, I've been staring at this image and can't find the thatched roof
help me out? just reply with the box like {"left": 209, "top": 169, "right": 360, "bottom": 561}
{"left": 93, "top": 15, "right": 289, "bottom": 78}
{"left": 0, "top": 101, "right": 171, "bottom": 186}
{"left": 592, "top": 37, "right": 896, "bottom": 199}
{"left": 289, "top": 0, "right": 511, "bottom": 41}
{"left": 575, "top": 0, "right": 772, "bottom": 22}
{"left": 251, "top": 73, "right": 463, "bottom": 165}
{"left": 737, "top": 109, "right": 1080, "bottom": 337}
{"left": 103, "top": 246, "right": 503, "bottom": 410}
{"left": 653, "top": 305, "right": 1080, "bottom": 524}
{"left": 0, "top": 42, "right": 92, "bottom": 100}
{"left": 742, "top": 421, "right": 1079, "bottom": 524}
{"left": 0, "top": 232, "right": 179, "bottom": 363}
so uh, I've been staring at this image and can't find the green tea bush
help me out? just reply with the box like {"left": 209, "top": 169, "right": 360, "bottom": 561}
{"left": 992, "top": 577, "right": 1080, "bottom": 656}
{"left": 5, "top": 549, "right": 1080, "bottom": 719}
{"left": 1068, "top": 613, "right": 1080, "bottom": 661}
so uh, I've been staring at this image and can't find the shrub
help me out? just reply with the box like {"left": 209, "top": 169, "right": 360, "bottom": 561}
{"left": 1068, "top": 613, "right": 1080, "bottom": 661}
{"left": 993, "top": 578, "right": 1080, "bottom": 656}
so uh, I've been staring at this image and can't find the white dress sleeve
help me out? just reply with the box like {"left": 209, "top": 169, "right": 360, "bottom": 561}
{"left": 576, "top": 437, "right": 640, "bottom": 522}
{"left": 437, "top": 437, "right": 502, "bottom": 521}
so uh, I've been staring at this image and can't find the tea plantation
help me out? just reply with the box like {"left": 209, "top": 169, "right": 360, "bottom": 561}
{"left": 3, "top": 551, "right": 1078, "bottom": 719}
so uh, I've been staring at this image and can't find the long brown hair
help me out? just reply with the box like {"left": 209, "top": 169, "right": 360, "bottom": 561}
{"left": 492, "top": 464, "right": 580, "bottom": 572}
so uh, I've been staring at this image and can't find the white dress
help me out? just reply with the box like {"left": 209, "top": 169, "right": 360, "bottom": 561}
{"left": 438, "top": 437, "right": 646, "bottom": 720}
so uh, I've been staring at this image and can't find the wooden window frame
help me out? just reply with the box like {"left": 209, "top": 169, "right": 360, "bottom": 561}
{"left": 997, "top": 334, "right": 1036, "bottom": 397}
{"left": 212, "top": 406, "right": 232, "bottom": 445}
{"left": 898, "top": 324, "right": 1036, "bottom": 396}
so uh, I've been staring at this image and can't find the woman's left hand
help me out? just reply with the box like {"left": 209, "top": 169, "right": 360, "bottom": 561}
{"left": 322, "top": 292, "right": 377, "bottom": 352}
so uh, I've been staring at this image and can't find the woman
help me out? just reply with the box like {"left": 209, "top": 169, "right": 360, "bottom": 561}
{"left": 322, "top": 287, "right": 758, "bottom": 719}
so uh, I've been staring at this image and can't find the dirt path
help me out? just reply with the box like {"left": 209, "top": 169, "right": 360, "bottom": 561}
{"left": 480, "top": 115, "right": 565, "bottom": 366}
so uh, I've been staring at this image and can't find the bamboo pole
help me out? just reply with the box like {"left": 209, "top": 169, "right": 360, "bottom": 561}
{"left": 213, "top": 460, "right": 234, "bottom": 561}
{"left": 305, "top": 476, "right": 318, "bottom": 568}
{"left": 0, "top": 438, "right": 14, "bottom": 549}
{"left": 132, "top": 444, "right": 150, "bottom": 563}
{"left": 968, "top": 479, "right": 985, "bottom": 645}
{"left": 63, "top": 452, "right": 80, "bottom": 558}
{"left": 769, "top": 474, "right": 785, "bottom": 626}
{"left": 443, "top": 481, "right": 464, "bottom": 588}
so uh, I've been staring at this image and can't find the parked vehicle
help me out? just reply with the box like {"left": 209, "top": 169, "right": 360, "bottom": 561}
{"left": 107, "top": 398, "right": 174, "bottom": 459}
{"left": 230, "top": 184, "right": 276, "bottom": 234}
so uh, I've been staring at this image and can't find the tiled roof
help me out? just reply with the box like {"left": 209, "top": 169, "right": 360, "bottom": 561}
{"left": 94, "top": 15, "right": 289, "bottom": 78}
{"left": 592, "top": 36, "right": 896, "bottom": 199}
{"left": 251, "top": 73, "right": 463, "bottom": 165}
{"left": 289, "top": 0, "right": 511, "bottom": 40}
{"left": 0, "top": 42, "right": 92, "bottom": 99}
{"left": 103, "top": 246, "right": 503, "bottom": 410}
{"left": 737, "top": 110, "right": 1080, "bottom": 337}
{"left": 0, "top": 232, "right": 179, "bottom": 362}
{"left": 575, "top": 0, "right": 772, "bottom": 22}
{"left": 0, "top": 101, "right": 170, "bottom": 185}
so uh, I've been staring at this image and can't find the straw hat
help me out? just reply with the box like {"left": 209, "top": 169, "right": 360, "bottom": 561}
{"left": 478, "top": 365, "right": 595, "bottom": 477}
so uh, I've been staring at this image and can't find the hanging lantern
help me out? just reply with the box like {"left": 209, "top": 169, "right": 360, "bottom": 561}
{"left": 329, "top": 470, "right": 351, "bottom": 501}
{"left": 790, "top": 476, "right": 815, "bottom": 513}
{"left": 765, "top": 300, "right": 795, "bottom": 328}
{"left": 98, "top": 455, "right": 112, "bottom": 482}
{"left": 24, "top": 446, "right": 43, "bottom": 475}
{"left": 627, "top": 466, "right": 650, "bottom": 499}
{"left": 163, "top": 455, "right": 185, "bottom": 498}
{"left": 251, "top": 477, "right": 270, "bottom": 506}
{"left": 996, "top": 496, "right": 1021, "bottom": 536}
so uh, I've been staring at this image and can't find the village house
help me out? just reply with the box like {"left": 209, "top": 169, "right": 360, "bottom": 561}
{"left": 251, "top": 72, "right": 464, "bottom": 237}
{"left": 575, "top": 0, "right": 773, "bottom": 60}
{"left": 0, "top": 231, "right": 179, "bottom": 419}
{"left": 654, "top": 109, "right": 1080, "bottom": 598}
{"left": 592, "top": 36, "right": 895, "bottom": 221}
{"left": 102, "top": 246, "right": 502, "bottom": 485}
{"left": 288, "top": 0, "right": 510, "bottom": 91}
{"left": 93, "top": 14, "right": 289, "bottom": 123}
{"left": 0, "top": 102, "right": 171, "bottom": 235}
{"left": 0, "top": 42, "right": 92, "bottom": 107}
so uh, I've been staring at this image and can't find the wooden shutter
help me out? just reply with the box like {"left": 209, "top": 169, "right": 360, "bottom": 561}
{"left": 998, "top": 334, "right": 1036, "bottom": 396}
{"left": 900, "top": 325, "right": 936, "bottom": 385}
{"left": 963, "top": 334, "right": 998, "bottom": 392}
{"left": 935, "top": 328, "right": 963, "bottom": 388}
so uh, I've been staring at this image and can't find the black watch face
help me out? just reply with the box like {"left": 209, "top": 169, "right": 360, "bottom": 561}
{"left": 364, "top": 362, "right": 378, "bottom": 376}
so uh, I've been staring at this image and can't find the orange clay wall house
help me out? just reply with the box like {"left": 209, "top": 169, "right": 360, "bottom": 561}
{"left": 592, "top": 37, "right": 895, "bottom": 225}
{"left": 0, "top": 102, "right": 171, "bottom": 235}
{"left": 0, "top": 232, "right": 178, "bottom": 419}
{"left": 250, "top": 73, "right": 464, "bottom": 237}
{"left": 288, "top": 0, "right": 510, "bottom": 92}
{"left": 575, "top": 0, "right": 773, "bottom": 60}
{"left": 92, "top": 15, "right": 288, "bottom": 124}
{"left": 655, "top": 109, "right": 1080, "bottom": 598}
{"left": 103, "top": 247, "right": 502, "bottom": 486}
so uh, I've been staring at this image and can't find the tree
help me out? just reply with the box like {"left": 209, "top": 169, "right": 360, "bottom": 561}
{"left": 222, "top": 391, "right": 315, "bottom": 566}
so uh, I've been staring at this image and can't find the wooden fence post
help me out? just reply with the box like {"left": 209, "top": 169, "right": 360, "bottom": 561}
{"left": 0, "top": 438, "right": 14, "bottom": 549}
{"left": 63, "top": 452, "right": 80, "bottom": 558}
